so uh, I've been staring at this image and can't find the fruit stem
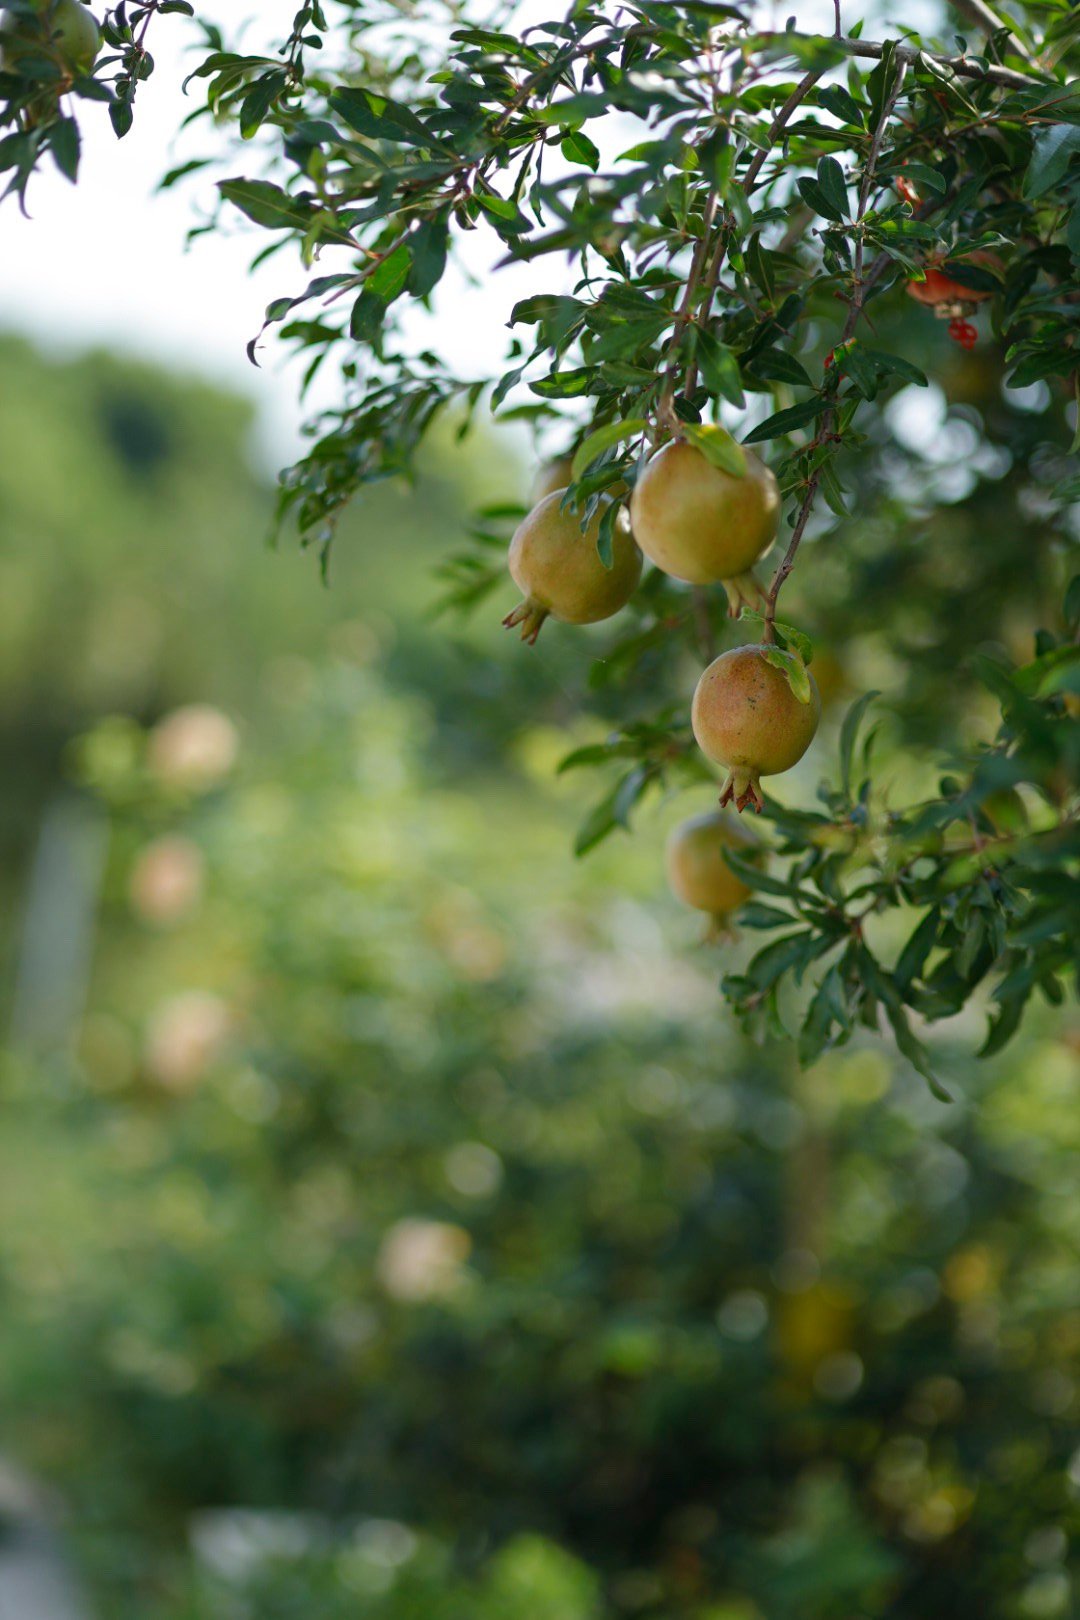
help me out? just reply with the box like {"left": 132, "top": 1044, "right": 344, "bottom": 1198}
{"left": 722, "top": 571, "right": 767, "bottom": 620}
{"left": 502, "top": 599, "right": 549, "bottom": 645}
{"left": 719, "top": 769, "right": 764, "bottom": 815}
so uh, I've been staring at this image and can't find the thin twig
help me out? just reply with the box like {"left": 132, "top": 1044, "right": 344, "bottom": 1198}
{"left": 664, "top": 9, "right": 1043, "bottom": 90}
{"left": 658, "top": 185, "right": 720, "bottom": 424}
{"left": 948, "top": 0, "right": 1038, "bottom": 66}
{"left": 744, "top": 69, "right": 825, "bottom": 194}
{"left": 763, "top": 62, "right": 910, "bottom": 637}
{"left": 683, "top": 67, "right": 824, "bottom": 401}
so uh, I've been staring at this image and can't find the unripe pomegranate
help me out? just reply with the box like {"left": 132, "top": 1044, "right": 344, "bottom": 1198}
{"left": 692, "top": 644, "right": 821, "bottom": 812}
{"left": 629, "top": 439, "right": 780, "bottom": 585}
{"left": 531, "top": 456, "right": 575, "bottom": 504}
{"left": 532, "top": 456, "right": 627, "bottom": 504}
{"left": 1, "top": 0, "right": 101, "bottom": 73}
{"left": 665, "top": 810, "right": 756, "bottom": 930}
{"left": 503, "top": 491, "right": 641, "bottom": 644}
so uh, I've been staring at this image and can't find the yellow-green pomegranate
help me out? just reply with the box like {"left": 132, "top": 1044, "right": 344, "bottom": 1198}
{"left": 531, "top": 456, "right": 575, "bottom": 504}
{"left": 629, "top": 439, "right": 780, "bottom": 585}
{"left": 665, "top": 810, "right": 756, "bottom": 930}
{"left": 1, "top": 0, "right": 101, "bottom": 73}
{"left": 692, "top": 644, "right": 821, "bottom": 812}
{"left": 503, "top": 491, "right": 642, "bottom": 644}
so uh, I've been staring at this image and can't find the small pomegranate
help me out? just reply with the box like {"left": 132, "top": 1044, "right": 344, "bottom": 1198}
{"left": 503, "top": 491, "right": 641, "bottom": 644}
{"left": 1, "top": 0, "right": 101, "bottom": 73}
{"left": 629, "top": 439, "right": 780, "bottom": 586}
{"left": 906, "top": 252, "right": 999, "bottom": 322}
{"left": 692, "top": 644, "right": 821, "bottom": 812}
{"left": 531, "top": 456, "right": 575, "bottom": 504}
{"left": 666, "top": 809, "right": 756, "bottom": 931}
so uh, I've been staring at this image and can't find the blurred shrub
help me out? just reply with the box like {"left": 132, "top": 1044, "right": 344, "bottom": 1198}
{"left": 0, "top": 340, "right": 1077, "bottom": 1620}
{"left": 0, "top": 661, "right": 1076, "bottom": 1620}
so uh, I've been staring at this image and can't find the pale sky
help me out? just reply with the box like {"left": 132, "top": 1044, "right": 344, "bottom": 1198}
{"left": 0, "top": 0, "right": 929, "bottom": 465}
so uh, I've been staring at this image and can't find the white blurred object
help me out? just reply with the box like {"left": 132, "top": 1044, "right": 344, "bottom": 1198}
{"left": 128, "top": 835, "right": 204, "bottom": 926}
{"left": 376, "top": 1218, "right": 471, "bottom": 1302}
{"left": 189, "top": 1508, "right": 321, "bottom": 1583}
{"left": 144, "top": 990, "right": 231, "bottom": 1091}
{"left": 10, "top": 796, "right": 108, "bottom": 1058}
{"left": 148, "top": 705, "right": 238, "bottom": 793}
{"left": 0, "top": 1462, "right": 90, "bottom": 1620}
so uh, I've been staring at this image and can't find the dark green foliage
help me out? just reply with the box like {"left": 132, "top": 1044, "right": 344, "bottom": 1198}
{"left": 2, "top": 2, "right": 1078, "bottom": 1062}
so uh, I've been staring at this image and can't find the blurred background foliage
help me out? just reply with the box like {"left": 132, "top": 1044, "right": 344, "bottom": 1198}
{"left": 0, "top": 324, "right": 1078, "bottom": 1620}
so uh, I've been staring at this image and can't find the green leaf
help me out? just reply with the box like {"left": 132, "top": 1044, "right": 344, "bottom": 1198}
{"left": 745, "top": 234, "right": 775, "bottom": 300}
{"left": 884, "top": 1000, "right": 951, "bottom": 1100}
{"left": 761, "top": 645, "right": 811, "bottom": 705}
{"left": 329, "top": 86, "right": 443, "bottom": 149}
{"left": 840, "top": 341, "right": 879, "bottom": 400}
{"left": 816, "top": 154, "right": 850, "bottom": 219}
{"left": 408, "top": 218, "right": 449, "bottom": 297}
{"left": 817, "top": 84, "right": 864, "bottom": 126}
{"left": 477, "top": 192, "right": 531, "bottom": 234}
{"left": 218, "top": 178, "right": 317, "bottom": 232}
{"left": 747, "top": 931, "right": 816, "bottom": 991}
{"left": 530, "top": 369, "right": 593, "bottom": 399}
{"left": 838, "top": 690, "right": 879, "bottom": 802}
{"left": 109, "top": 99, "right": 134, "bottom": 139}
{"left": 743, "top": 399, "right": 824, "bottom": 444}
{"left": 571, "top": 419, "right": 647, "bottom": 480}
{"left": 682, "top": 422, "right": 746, "bottom": 477}
{"left": 693, "top": 329, "right": 745, "bottom": 407}
{"left": 739, "top": 902, "right": 796, "bottom": 929}
{"left": 1023, "top": 124, "right": 1080, "bottom": 198}
{"left": 1068, "top": 206, "right": 1080, "bottom": 261}
{"left": 1065, "top": 574, "right": 1080, "bottom": 632}
{"left": 747, "top": 350, "right": 813, "bottom": 388}
{"left": 797, "top": 176, "right": 845, "bottom": 224}
{"left": 723, "top": 849, "right": 807, "bottom": 899}
{"left": 48, "top": 116, "right": 79, "bottom": 182}
{"left": 895, "top": 908, "right": 940, "bottom": 991}
{"left": 895, "top": 160, "right": 947, "bottom": 196}
{"left": 774, "top": 620, "right": 813, "bottom": 665}
{"left": 858, "top": 948, "right": 951, "bottom": 1100}
{"left": 367, "top": 242, "right": 412, "bottom": 303}
{"left": 861, "top": 349, "right": 928, "bottom": 387}
{"left": 561, "top": 129, "right": 600, "bottom": 169}
{"left": 595, "top": 498, "right": 623, "bottom": 569}
{"left": 980, "top": 986, "right": 1032, "bottom": 1057}
{"left": 349, "top": 290, "right": 385, "bottom": 342}
{"left": 798, "top": 964, "right": 850, "bottom": 1066}
{"left": 239, "top": 70, "right": 287, "bottom": 139}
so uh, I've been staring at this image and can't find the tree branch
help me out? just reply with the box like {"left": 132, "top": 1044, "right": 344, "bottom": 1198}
{"left": 665, "top": 8, "right": 1043, "bottom": 90}
{"left": 744, "top": 68, "right": 824, "bottom": 194}
{"left": 947, "top": 0, "right": 1038, "bottom": 68}
{"left": 763, "top": 62, "right": 910, "bottom": 637}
